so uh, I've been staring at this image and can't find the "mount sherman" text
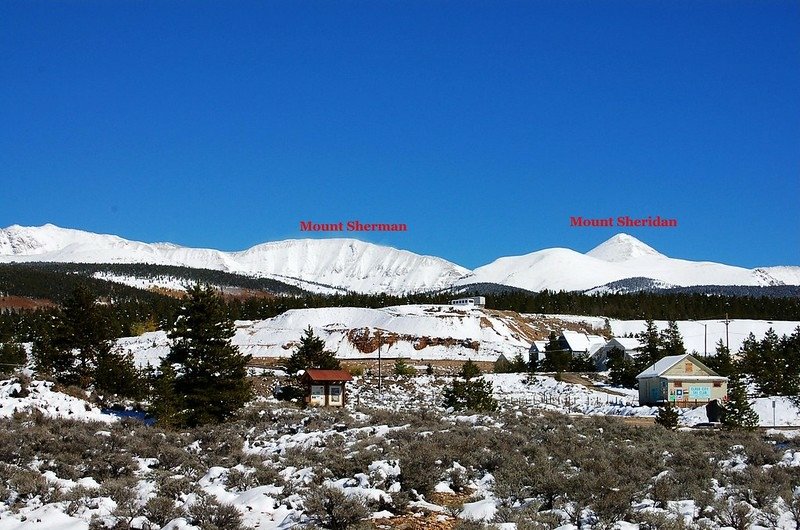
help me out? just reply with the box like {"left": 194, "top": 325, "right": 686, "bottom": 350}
{"left": 300, "top": 221, "right": 408, "bottom": 232}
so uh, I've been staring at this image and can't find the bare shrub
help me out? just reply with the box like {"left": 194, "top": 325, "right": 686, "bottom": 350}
{"left": 63, "top": 485, "right": 94, "bottom": 516}
{"left": 188, "top": 493, "right": 244, "bottom": 530}
{"left": 102, "top": 478, "right": 142, "bottom": 528}
{"left": 304, "top": 484, "right": 369, "bottom": 530}
{"left": 633, "top": 510, "right": 691, "bottom": 530}
{"left": 156, "top": 474, "right": 198, "bottom": 500}
{"left": 396, "top": 438, "right": 438, "bottom": 497}
{"left": 143, "top": 495, "right": 184, "bottom": 529}
{"left": 713, "top": 498, "right": 755, "bottom": 530}
{"left": 9, "top": 469, "right": 59, "bottom": 504}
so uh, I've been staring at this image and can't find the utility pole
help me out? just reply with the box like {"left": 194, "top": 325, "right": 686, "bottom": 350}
{"left": 691, "top": 320, "right": 708, "bottom": 357}
{"left": 721, "top": 313, "right": 731, "bottom": 351}
{"left": 702, "top": 322, "right": 707, "bottom": 357}
{"left": 377, "top": 331, "right": 382, "bottom": 397}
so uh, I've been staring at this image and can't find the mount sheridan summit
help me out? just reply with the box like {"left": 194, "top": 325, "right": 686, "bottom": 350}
{"left": 1, "top": 224, "right": 798, "bottom": 295}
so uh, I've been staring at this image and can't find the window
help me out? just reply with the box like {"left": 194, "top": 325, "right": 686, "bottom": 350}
{"left": 713, "top": 381, "right": 722, "bottom": 387}
{"left": 674, "top": 381, "right": 682, "bottom": 388}
{"left": 685, "top": 363, "right": 693, "bottom": 374}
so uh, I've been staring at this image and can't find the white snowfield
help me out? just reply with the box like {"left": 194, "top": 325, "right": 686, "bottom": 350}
{"left": 456, "top": 233, "right": 800, "bottom": 292}
{"left": 2, "top": 224, "right": 798, "bottom": 294}
{"left": 0, "top": 224, "right": 468, "bottom": 295}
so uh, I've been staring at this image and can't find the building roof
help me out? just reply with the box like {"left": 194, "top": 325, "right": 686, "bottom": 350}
{"left": 561, "top": 330, "right": 606, "bottom": 353}
{"left": 608, "top": 337, "right": 644, "bottom": 351}
{"left": 303, "top": 369, "right": 353, "bottom": 382}
{"left": 530, "top": 340, "right": 547, "bottom": 352}
{"left": 636, "top": 354, "right": 720, "bottom": 379}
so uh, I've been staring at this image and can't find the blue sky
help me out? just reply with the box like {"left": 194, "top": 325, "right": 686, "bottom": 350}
{"left": 1, "top": 0, "right": 798, "bottom": 269}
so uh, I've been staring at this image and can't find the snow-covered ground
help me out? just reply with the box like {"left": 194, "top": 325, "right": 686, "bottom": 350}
{"left": 117, "top": 305, "right": 800, "bottom": 370}
{"left": 3, "top": 371, "right": 800, "bottom": 529}
{"left": 0, "top": 378, "right": 115, "bottom": 423}
{"left": 91, "top": 272, "right": 190, "bottom": 292}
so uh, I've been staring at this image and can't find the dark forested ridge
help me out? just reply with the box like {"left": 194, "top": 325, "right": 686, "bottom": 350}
{"left": 1, "top": 264, "right": 799, "bottom": 344}
{"left": 0, "top": 262, "right": 304, "bottom": 299}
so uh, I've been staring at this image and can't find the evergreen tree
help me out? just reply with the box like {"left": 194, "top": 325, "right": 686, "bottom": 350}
{"left": 161, "top": 284, "right": 252, "bottom": 427}
{"left": 758, "top": 328, "right": 782, "bottom": 396}
{"left": 32, "top": 283, "right": 116, "bottom": 388}
{"left": 443, "top": 378, "right": 497, "bottom": 412}
{"left": 637, "top": 319, "right": 662, "bottom": 369}
{"left": 95, "top": 346, "right": 142, "bottom": 399}
{"left": 511, "top": 352, "right": 528, "bottom": 373}
{"left": 736, "top": 333, "right": 761, "bottom": 380}
{"left": 286, "top": 326, "right": 340, "bottom": 375}
{"left": 722, "top": 374, "right": 759, "bottom": 430}
{"left": 541, "top": 331, "right": 571, "bottom": 373}
{"left": 705, "top": 339, "right": 735, "bottom": 377}
{"left": 460, "top": 359, "right": 482, "bottom": 379}
{"left": 660, "top": 320, "right": 686, "bottom": 357}
{"left": 393, "top": 358, "right": 415, "bottom": 376}
{"left": 150, "top": 363, "right": 184, "bottom": 428}
{"left": 655, "top": 400, "right": 680, "bottom": 430}
{"left": 528, "top": 351, "right": 540, "bottom": 373}
{"left": 0, "top": 343, "right": 27, "bottom": 372}
{"left": 569, "top": 353, "right": 595, "bottom": 372}
{"left": 782, "top": 327, "right": 800, "bottom": 399}
{"left": 607, "top": 348, "right": 638, "bottom": 388}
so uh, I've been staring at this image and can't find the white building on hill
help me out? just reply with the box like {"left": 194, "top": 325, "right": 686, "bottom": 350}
{"left": 591, "top": 337, "right": 644, "bottom": 371}
{"left": 560, "top": 330, "right": 606, "bottom": 358}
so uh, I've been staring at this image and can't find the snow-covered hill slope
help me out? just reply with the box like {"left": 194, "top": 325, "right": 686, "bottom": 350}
{"left": 121, "top": 305, "right": 538, "bottom": 366}
{"left": 2, "top": 225, "right": 799, "bottom": 294}
{"left": 456, "top": 234, "right": 800, "bottom": 292}
{"left": 118, "top": 305, "right": 800, "bottom": 369}
{"left": 0, "top": 224, "right": 468, "bottom": 295}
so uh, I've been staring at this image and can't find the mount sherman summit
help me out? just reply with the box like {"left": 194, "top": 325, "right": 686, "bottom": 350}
{"left": 1, "top": 224, "right": 798, "bottom": 295}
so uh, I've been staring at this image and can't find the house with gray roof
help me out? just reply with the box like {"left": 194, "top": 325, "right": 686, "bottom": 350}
{"left": 637, "top": 353, "right": 727, "bottom": 406}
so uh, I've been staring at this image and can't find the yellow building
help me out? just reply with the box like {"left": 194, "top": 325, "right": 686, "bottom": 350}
{"left": 637, "top": 354, "right": 727, "bottom": 406}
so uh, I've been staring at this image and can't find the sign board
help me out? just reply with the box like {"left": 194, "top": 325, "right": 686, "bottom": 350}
{"left": 675, "top": 389, "right": 683, "bottom": 398}
{"left": 689, "top": 386, "right": 711, "bottom": 399}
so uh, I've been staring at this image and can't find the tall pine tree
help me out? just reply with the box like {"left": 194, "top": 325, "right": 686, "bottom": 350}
{"left": 159, "top": 284, "right": 252, "bottom": 427}
{"left": 660, "top": 320, "right": 686, "bottom": 357}
{"left": 706, "top": 339, "right": 734, "bottom": 377}
{"left": 722, "top": 374, "right": 759, "bottom": 430}
{"left": 636, "top": 319, "right": 662, "bottom": 369}
{"left": 33, "top": 283, "right": 139, "bottom": 394}
{"left": 286, "top": 326, "right": 340, "bottom": 375}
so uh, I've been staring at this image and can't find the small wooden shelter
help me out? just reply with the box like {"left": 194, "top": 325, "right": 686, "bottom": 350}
{"left": 301, "top": 369, "right": 353, "bottom": 407}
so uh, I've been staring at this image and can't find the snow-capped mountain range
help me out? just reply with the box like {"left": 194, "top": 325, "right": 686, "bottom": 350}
{"left": 1, "top": 223, "right": 798, "bottom": 294}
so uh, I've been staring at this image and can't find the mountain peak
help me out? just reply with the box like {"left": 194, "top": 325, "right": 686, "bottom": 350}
{"left": 586, "top": 233, "right": 664, "bottom": 262}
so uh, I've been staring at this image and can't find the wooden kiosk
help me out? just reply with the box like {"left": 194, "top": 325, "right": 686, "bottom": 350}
{"left": 301, "top": 369, "right": 353, "bottom": 407}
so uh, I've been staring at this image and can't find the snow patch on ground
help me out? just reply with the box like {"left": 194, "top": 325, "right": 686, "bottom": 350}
{"left": 0, "top": 379, "right": 116, "bottom": 423}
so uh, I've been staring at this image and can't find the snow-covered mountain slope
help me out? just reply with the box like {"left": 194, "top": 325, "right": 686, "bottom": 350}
{"left": 0, "top": 224, "right": 468, "bottom": 295}
{"left": 2, "top": 225, "right": 799, "bottom": 294}
{"left": 457, "top": 234, "right": 800, "bottom": 292}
